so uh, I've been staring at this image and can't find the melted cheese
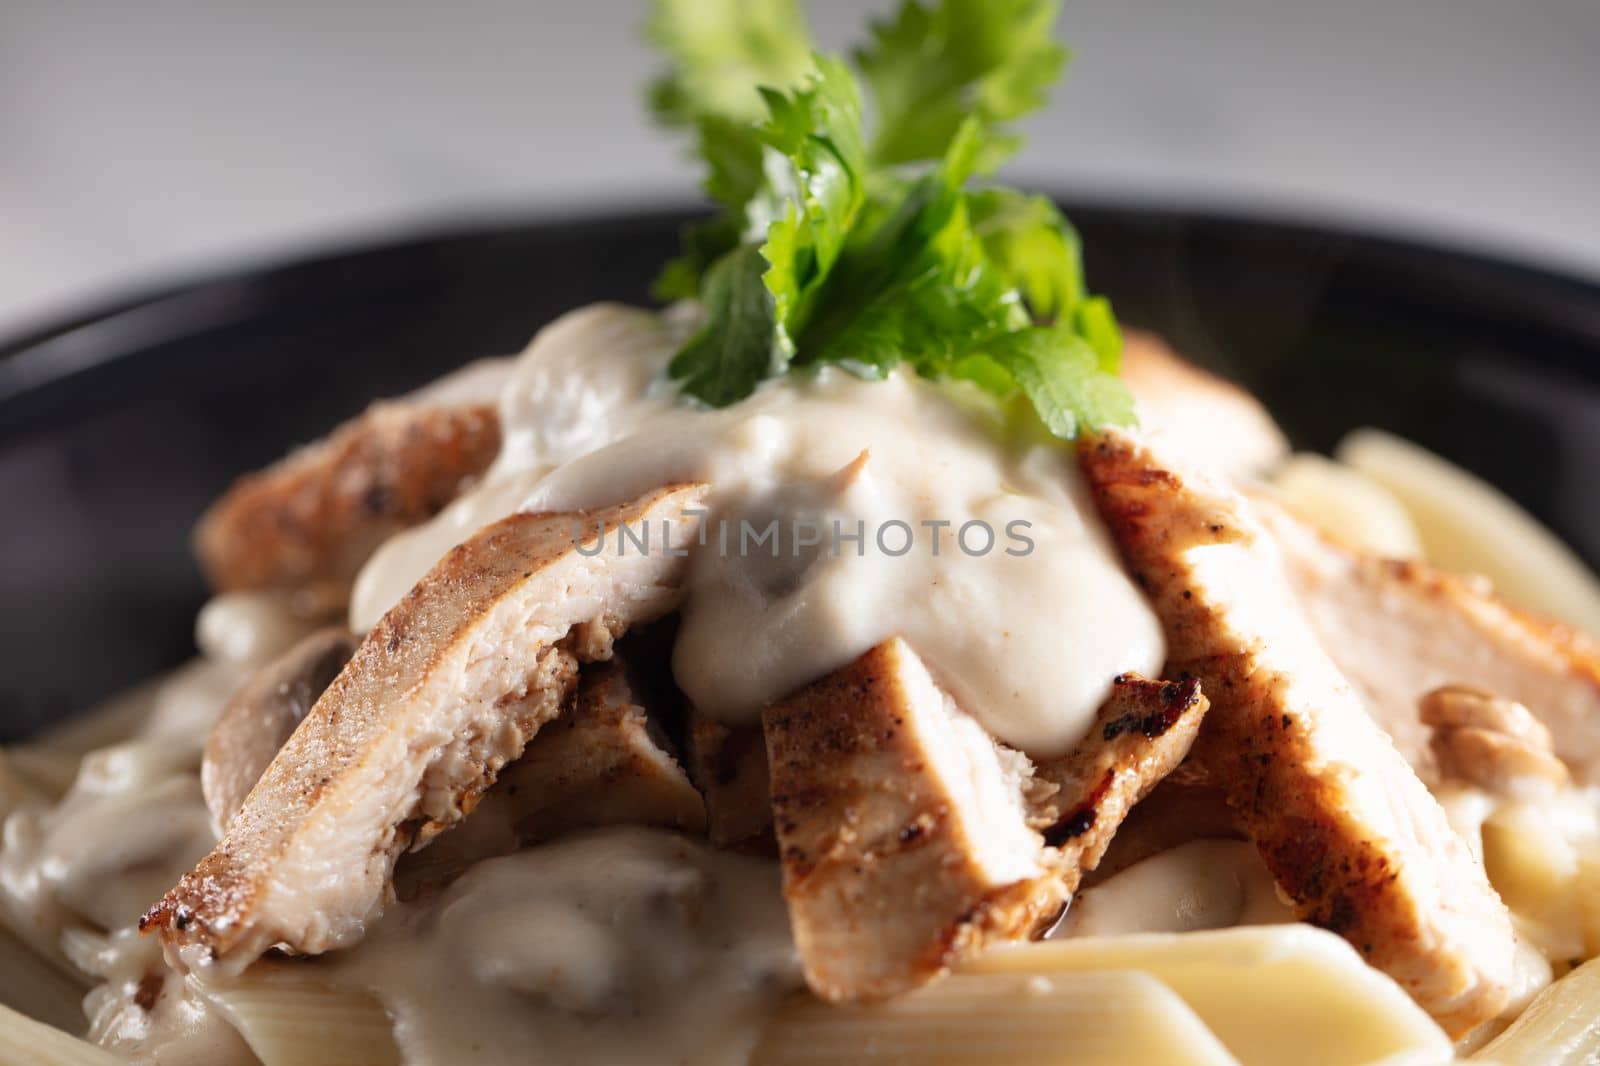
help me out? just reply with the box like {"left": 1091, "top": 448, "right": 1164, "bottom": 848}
{"left": 351, "top": 303, "right": 1164, "bottom": 757}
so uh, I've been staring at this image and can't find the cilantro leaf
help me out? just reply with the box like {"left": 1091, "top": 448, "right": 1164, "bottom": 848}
{"left": 986, "top": 327, "right": 1135, "bottom": 438}
{"left": 668, "top": 244, "right": 783, "bottom": 406}
{"left": 647, "top": 0, "right": 816, "bottom": 128}
{"left": 646, "top": 0, "right": 820, "bottom": 298}
{"left": 645, "top": 0, "right": 1132, "bottom": 440}
{"left": 855, "top": 0, "right": 1068, "bottom": 172}
{"left": 967, "top": 188, "right": 1083, "bottom": 320}
{"left": 750, "top": 56, "right": 869, "bottom": 336}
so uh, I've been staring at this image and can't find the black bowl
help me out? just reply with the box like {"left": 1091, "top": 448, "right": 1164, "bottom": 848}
{"left": 2, "top": 203, "right": 1598, "bottom": 739}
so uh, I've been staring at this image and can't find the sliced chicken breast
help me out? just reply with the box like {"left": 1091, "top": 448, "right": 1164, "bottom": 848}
{"left": 1121, "top": 330, "right": 1288, "bottom": 480}
{"left": 393, "top": 657, "right": 706, "bottom": 898}
{"left": 194, "top": 383, "right": 504, "bottom": 598}
{"left": 761, "top": 641, "right": 1206, "bottom": 1003}
{"left": 143, "top": 483, "right": 707, "bottom": 968}
{"left": 1029, "top": 674, "right": 1208, "bottom": 873}
{"left": 492, "top": 658, "right": 706, "bottom": 841}
{"left": 763, "top": 638, "right": 1063, "bottom": 1002}
{"left": 1080, "top": 430, "right": 1515, "bottom": 1036}
{"left": 201, "top": 627, "right": 358, "bottom": 836}
{"left": 1256, "top": 496, "right": 1600, "bottom": 784}
{"left": 687, "top": 713, "right": 775, "bottom": 851}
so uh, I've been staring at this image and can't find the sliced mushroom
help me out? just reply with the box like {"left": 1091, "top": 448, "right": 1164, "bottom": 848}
{"left": 201, "top": 627, "right": 358, "bottom": 836}
{"left": 144, "top": 482, "right": 708, "bottom": 967}
{"left": 1081, "top": 428, "right": 1515, "bottom": 1036}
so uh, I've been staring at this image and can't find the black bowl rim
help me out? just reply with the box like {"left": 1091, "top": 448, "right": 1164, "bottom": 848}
{"left": 4, "top": 197, "right": 1600, "bottom": 419}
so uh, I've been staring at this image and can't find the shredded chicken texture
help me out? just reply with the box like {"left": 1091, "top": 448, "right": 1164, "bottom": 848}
{"left": 1080, "top": 429, "right": 1515, "bottom": 1037}
{"left": 193, "top": 399, "right": 502, "bottom": 598}
{"left": 763, "top": 639, "right": 1205, "bottom": 1003}
{"left": 143, "top": 483, "right": 708, "bottom": 968}
{"left": 1258, "top": 496, "right": 1600, "bottom": 784}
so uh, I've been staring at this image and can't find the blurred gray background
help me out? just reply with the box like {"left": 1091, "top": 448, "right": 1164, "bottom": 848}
{"left": 3, "top": 0, "right": 1598, "bottom": 335}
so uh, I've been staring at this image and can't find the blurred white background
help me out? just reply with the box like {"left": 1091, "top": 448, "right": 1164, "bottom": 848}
{"left": 3, "top": 0, "right": 1597, "bottom": 335}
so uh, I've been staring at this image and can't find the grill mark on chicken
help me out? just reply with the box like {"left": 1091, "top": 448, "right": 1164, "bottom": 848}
{"left": 193, "top": 400, "right": 503, "bottom": 598}
{"left": 1080, "top": 430, "right": 1514, "bottom": 1037}
{"left": 762, "top": 640, "right": 1206, "bottom": 1004}
{"left": 1031, "top": 675, "right": 1206, "bottom": 862}
{"left": 764, "top": 638, "right": 1063, "bottom": 1002}
{"left": 143, "top": 483, "right": 707, "bottom": 968}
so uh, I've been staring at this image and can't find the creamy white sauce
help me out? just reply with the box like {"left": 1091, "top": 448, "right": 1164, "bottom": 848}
{"left": 352, "top": 303, "right": 1164, "bottom": 756}
{"left": 0, "top": 661, "right": 256, "bottom": 1061}
{"left": 1053, "top": 839, "right": 1295, "bottom": 938}
{"left": 0, "top": 662, "right": 237, "bottom": 941}
{"left": 320, "top": 826, "right": 800, "bottom": 1066}
{"left": 194, "top": 590, "right": 323, "bottom": 668}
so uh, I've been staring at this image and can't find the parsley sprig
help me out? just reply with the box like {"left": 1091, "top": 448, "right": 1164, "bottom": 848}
{"left": 647, "top": 0, "right": 1134, "bottom": 439}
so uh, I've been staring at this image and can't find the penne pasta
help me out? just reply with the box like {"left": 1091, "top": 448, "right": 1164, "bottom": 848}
{"left": 1474, "top": 956, "right": 1600, "bottom": 1064}
{"left": 969, "top": 925, "right": 1451, "bottom": 1066}
{"left": 0, "top": 1002, "right": 118, "bottom": 1066}
{"left": 1481, "top": 803, "right": 1585, "bottom": 961}
{"left": 0, "top": 748, "right": 81, "bottom": 805}
{"left": 25, "top": 680, "right": 160, "bottom": 758}
{"left": 752, "top": 970, "right": 1239, "bottom": 1066}
{"left": 0, "top": 927, "right": 88, "bottom": 1040}
{"left": 1269, "top": 452, "right": 1424, "bottom": 558}
{"left": 200, "top": 967, "right": 400, "bottom": 1066}
{"left": 1337, "top": 428, "right": 1600, "bottom": 635}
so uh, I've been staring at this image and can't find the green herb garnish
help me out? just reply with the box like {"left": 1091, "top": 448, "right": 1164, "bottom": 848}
{"left": 647, "top": 0, "right": 1134, "bottom": 439}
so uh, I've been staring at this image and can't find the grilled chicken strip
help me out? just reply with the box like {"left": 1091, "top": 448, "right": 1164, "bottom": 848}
{"left": 492, "top": 658, "right": 706, "bottom": 841}
{"left": 394, "top": 657, "right": 706, "bottom": 898}
{"left": 1029, "top": 674, "right": 1208, "bottom": 868}
{"left": 1121, "top": 330, "right": 1288, "bottom": 480}
{"left": 194, "top": 373, "right": 505, "bottom": 597}
{"left": 764, "top": 638, "right": 1064, "bottom": 1002}
{"left": 763, "top": 640, "right": 1206, "bottom": 1002}
{"left": 1080, "top": 430, "right": 1514, "bottom": 1036}
{"left": 687, "top": 713, "right": 775, "bottom": 851}
{"left": 1256, "top": 497, "right": 1600, "bottom": 784}
{"left": 144, "top": 483, "right": 708, "bottom": 968}
{"left": 201, "top": 627, "right": 358, "bottom": 836}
